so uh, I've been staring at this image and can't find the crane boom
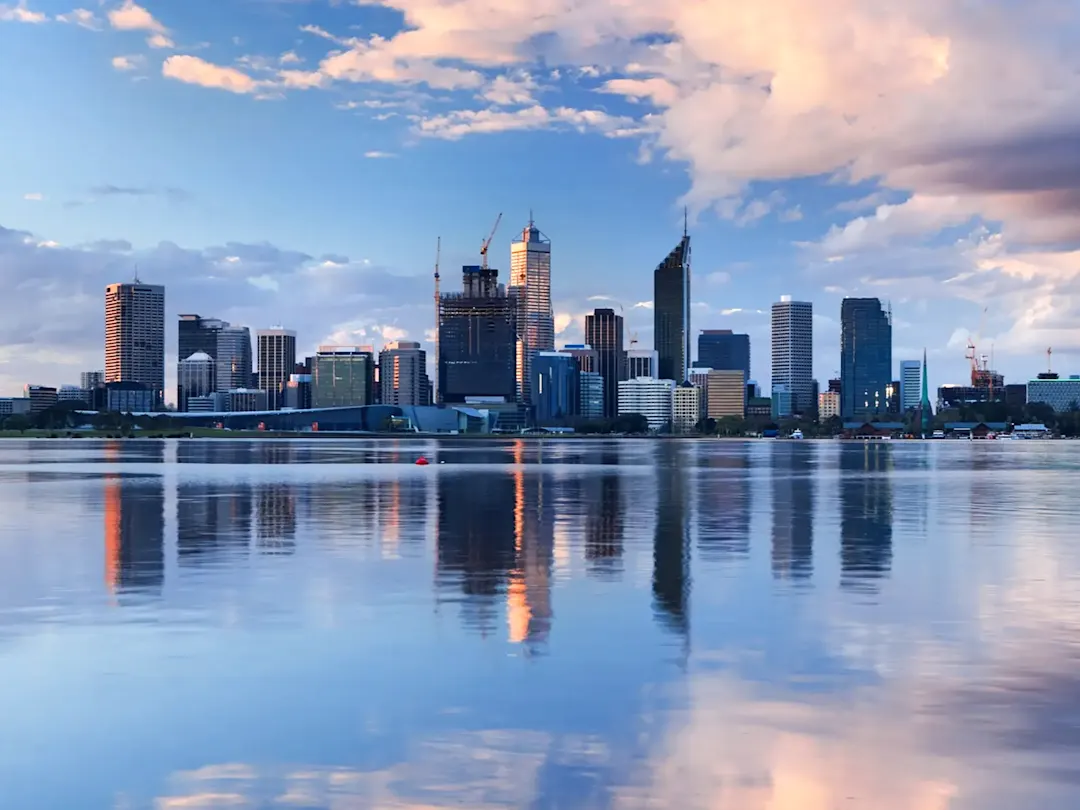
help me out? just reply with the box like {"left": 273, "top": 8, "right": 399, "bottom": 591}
{"left": 480, "top": 212, "right": 502, "bottom": 269}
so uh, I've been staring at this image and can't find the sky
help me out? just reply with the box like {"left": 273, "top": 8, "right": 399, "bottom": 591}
{"left": 1, "top": 0, "right": 1079, "bottom": 401}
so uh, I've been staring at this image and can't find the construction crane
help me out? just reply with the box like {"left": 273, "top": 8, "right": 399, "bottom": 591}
{"left": 1048, "top": 346, "right": 1054, "bottom": 373}
{"left": 480, "top": 212, "right": 502, "bottom": 269}
{"left": 966, "top": 306, "right": 989, "bottom": 385}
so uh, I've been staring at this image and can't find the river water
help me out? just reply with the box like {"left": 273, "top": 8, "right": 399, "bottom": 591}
{"left": 0, "top": 438, "right": 1078, "bottom": 809}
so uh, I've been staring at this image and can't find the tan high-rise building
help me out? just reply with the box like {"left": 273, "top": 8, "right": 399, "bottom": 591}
{"left": 707, "top": 370, "right": 746, "bottom": 419}
{"left": 257, "top": 328, "right": 296, "bottom": 410}
{"left": 105, "top": 280, "right": 165, "bottom": 406}
{"left": 510, "top": 218, "right": 554, "bottom": 404}
{"left": 379, "top": 340, "right": 431, "bottom": 406}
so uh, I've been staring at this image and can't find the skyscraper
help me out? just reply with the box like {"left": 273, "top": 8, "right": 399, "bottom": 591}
{"left": 585, "top": 308, "right": 624, "bottom": 419}
{"left": 840, "top": 298, "right": 893, "bottom": 420}
{"left": 510, "top": 218, "right": 554, "bottom": 405}
{"left": 257, "top": 328, "right": 297, "bottom": 411}
{"left": 216, "top": 326, "right": 253, "bottom": 392}
{"left": 627, "top": 348, "right": 659, "bottom": 379}
{"left": 696, "top": 330, "right": 750, "bottom": 381}
{"left": 438, "top": 266, "right": 518, "bottom": 403}
{"left": 654, "top": 228, "right": 691, "bottom": 382}
{"left": 312, "top": 346, "right": 376, "bottom": 408}
{"left": 105, "top": 279, "right": 165, "bottom": 407}
{"left": 770, "top": 296, "right": 813, "bottom": 416}
{"left": 178, "top": 314, "right": 228, "bottom": 408}
{"left": 899, "top": 360, "right": 922, "bottom": 412}
{"left": 379, "top": 340, "right": 430, "bottom": 406}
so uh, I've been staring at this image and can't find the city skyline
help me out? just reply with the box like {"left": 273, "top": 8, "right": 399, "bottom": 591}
{"left": 2, "top": 1, "right": 1078, "bottom": 397}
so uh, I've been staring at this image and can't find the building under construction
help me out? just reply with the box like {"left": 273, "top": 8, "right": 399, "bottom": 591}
{"left": 438, "top": 266, "right": 519, "bottom": 405}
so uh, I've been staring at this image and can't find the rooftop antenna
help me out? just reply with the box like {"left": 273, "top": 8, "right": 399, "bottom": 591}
{"left": 1048, "top": 346, "right": 1053, "bottom": 373}
{"left": 683, "top": 205, "right": 688, "bottom": 238}
{"left": 133, "top": 263, "right": 140, "bottom": 284}
{"left": 433, "top": 236, "right": 441, "bottom": 404}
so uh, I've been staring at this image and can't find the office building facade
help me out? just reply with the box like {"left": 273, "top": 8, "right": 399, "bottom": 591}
{"left": 0, "top": 398, "right": 31, "bottom": 417}
{"left": 840, "top": 298, "right": 893, "bottom": 420}
{"left": 772, "top": 385, "right": 793, "bottom": 421}
{"left": 178, "top": 352, "right": 215, "bottom": 411}
{"left": 1027, "top": 377, "right": 1080, "bottom": 412}
{"left": 697, "top": 330, "right": 750, "bottom": 380}
{"left": 312, "top": 346, "right": 376, "bottom": 408}
{"left": 673, "top": 384, "right": 703, "bottom": 432}
{"left": 106, "top": 281, "right": 165, "bottom": 407}
{"left": 771, "top": 296, "right": 813, "bottom": 416}
{"left": 379, "top": 341, "right": 430, "bottom": 406}
{"left": 533, "top": 352, "right": 579, "bottom": 424}
{"left": 509, "top": 219, "right": 554, "bottom": 404}
{"left": 216, "top": 326, "right": 253, "bottom": 393}
{"left": 618, "top": 377, "right": 674, "bottom": 432}
{"left": 177, "top": 314, "right": 227, "bottom": 396}
{"left": 654, "top": 233, "right": 691, "bottom": 382}
{"left": 899, "top": 360, "right": 922, "bottom": 412}
{"left": 24, "top": 385, "right": 58, "bottom": 413}
{"left": 284, "top": 374, "right": 312, "bottom": 410}
{"left": 627, "top": 348, "right": 659, "bottom": 380}
{"left": 706, "top": 370, "right": 746, "bottom": 419}
{"left": 80, "top": 370, "right": 104, "bottom": 391}
{"left": 585, "top": 308, "right": 625, "bottom": 419}
{"left": 257, "top": 328, "right": 297, "bottom": 411}
{"left": 562, "top": 344, "right": 598, "bottom": 374}
{"left": 579, "top": 372, "right": 604, "bottom": 419}
{"left": 818, "top": 391, "right": 840, "bottom": 420}
{"left": 439, "top": 266, "right": 518, "bottom": 404}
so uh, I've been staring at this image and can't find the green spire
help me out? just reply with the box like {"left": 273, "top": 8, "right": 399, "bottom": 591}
{"left": 920, "top": 348, "right": 933, "bottom": 436}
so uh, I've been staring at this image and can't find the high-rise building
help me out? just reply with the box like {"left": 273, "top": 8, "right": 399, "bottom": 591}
{"left": 770, "top": 296, "right": 813, "bottom": 415}
{"left": 618, "top": 377, "right": 674, "bottom": 432}
{"left": 80, "top": 370, "right": 104, "bottom": 391}
{"left": 840, "top": 298, "right": 893, "bottom": 420}
{"left": 178, "top": 314, "right": 227, "bottom": 389}
{"left": 284, "top": 374, "right": 312, "bottom": 410}
{"left": 379, "top": 340, "right": 430, "bottom": 406}
{"left": 654, "top": 230, "right": 691, "bottom": 383}
{"left": 696, "top": 330, "right": 750, "bottom": 380}
{"left": 257, "top": 328, "right": 297, "bottom": 411}
{"left": 585, "top": 308, "right": 624, "bottom": 419}
{"left": 438, "top": 266, "right": 518, "bottom": 404}
{"left": 772, "top": 384, "right": 793, "bottom": 421}
{"left": 532, "top": 352, "right": 579, "bottom": 424}
{"left": 177, "top": 352, "right": 215, "bottom": 411}
{"left": 562, "top": 344, "right": 598, "bottom": 374}
{"left": 216, "top": 326, "right": 253, "bottom": 393}
{"left": 899, "top": 361, "right": 921, "bottom": 412}
{"left": 706, "top": 370, "right": 746, "bottom": 419}
{"left": 23, "top": 385, "right": 58, "bottom": 413}
{"left": 627, "top": 348, "right": 659, "bottom": 379}
{"left": 673, "top": 384, "right": 704, "bottom": 432}
{"left": 510, "top": 218, "right": 554, "bottom": 405}
{"left": 105, "top": 280, "right": 165, "bottom": 407}
{"left": 312, "top": 346, "right": 376, "bottom": 408}
{"left": 579, "top": 372, "right": 604, "bottom": 419}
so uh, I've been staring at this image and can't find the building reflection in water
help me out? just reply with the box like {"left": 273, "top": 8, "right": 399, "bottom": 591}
{"left": 507, "top": 443, "right": 555, "bottom": 651}
{"left": 103, "top": 474, "right": 165, "bottom": 595}
{"left": 436, "top": 470, "right": 517, "bottom": 636}
{"left": 177, "top": 483, "right": 253, "bottom": 563}
{"left": 584, "top": 459, "right": 624, "bottom": 580}
{"left": 256, "top": 484, "right": 297, "bottom": 555}
{"left": 840, "top": 443, "right": 894, "bottom": 590}
{"left": 770, "top": 443, "right": 815, "bottom": 581}
{"left": 696, "top": 443, "right": 752, "bottom": 561}
{"left": 653, "top": 443, "right": 690, "bottom": 636}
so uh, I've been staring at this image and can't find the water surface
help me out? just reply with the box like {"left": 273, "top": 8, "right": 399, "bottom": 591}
{"left": 1, "top": 438, "right": 1078, "bottom": 809}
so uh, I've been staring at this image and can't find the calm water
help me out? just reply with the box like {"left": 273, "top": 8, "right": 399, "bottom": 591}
{"left": 1, "top": 438, "right": 1079, "bottom": 809}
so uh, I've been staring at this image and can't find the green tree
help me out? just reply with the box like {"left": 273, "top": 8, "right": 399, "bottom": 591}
{"left": 3, "top": 414, "right": 31, "bottom": 433}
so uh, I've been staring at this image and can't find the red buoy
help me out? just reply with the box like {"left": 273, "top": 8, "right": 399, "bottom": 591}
{"left": 415, "top": 457, "right": 430, "bottom": 466}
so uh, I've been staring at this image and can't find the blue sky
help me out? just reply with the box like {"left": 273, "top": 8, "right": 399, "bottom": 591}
{"left": 1, "top": 0, "right": 1079, "bottom": 399}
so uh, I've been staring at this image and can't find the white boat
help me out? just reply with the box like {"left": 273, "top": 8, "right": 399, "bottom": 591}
{"left": 790, "top": 429, "right": 804, "bottom": 440}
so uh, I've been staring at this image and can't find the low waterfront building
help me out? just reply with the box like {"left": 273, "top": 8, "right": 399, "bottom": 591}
{"left": 943, "top": 421, "right": 1008, "bottom": 438}
{"left": 57, "top": 385, "right": 90, "bottom": 404}
{"left": 1026, "top": 376, "right": 1080, "bottom": 413}
{"left": 841, "top": 421, "right": 905, "bottom": 439}
{"left": 818, "top": 391, "right": 840, "bottom": 420}
{"left": 24, "top": 385, "right": 58, "bottom": 414}
{"left": 673, "top": 383, "right": 703, "bottom": 432}
{"left": 224, "top": 388, "right": 269, "bottom": 413}
{"left": 617, "top": 377, "right": 674, "bottom": 432}
{"left": 0, "top": 398, "right": 32, "bottom": 417}
{"left": 103, "top": 381, "right": 154, "bottom": 413}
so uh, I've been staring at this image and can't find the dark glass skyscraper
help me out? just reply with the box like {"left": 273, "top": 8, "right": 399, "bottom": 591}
{"left": 654, "top": 232, "right": 690, "bottom": 382}
{"left": 438, "top": 266, "right": 518, "bottom": 404}
{"left": 696, "top": 330, "right": 750, "bottom": 379}
{"left": 840, "top": 298, "right": 893, "bottom": 420}
{"left": 585, "top": 308, "right": 624, "bottom": 418}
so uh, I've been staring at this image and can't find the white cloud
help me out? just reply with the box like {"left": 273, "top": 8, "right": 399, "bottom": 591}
{"left": 364, "top": 151, "right": 396, "bottom": 159}
{"left": 415, "top": 105, "right": 639, "bottom": 140}
{"left": 481, "top": 73, "right": 538, "bottom": 106}
{"left": 111, "top": 54, "right": 145, "bottom": 72}
{"left": 279, "top": 51, "right": 302, "bottom": 65}
{"left": 107, "top": 0, "right": 164, "bottom": 33}
{"left": 0, "top": 1, "right": 46, "bottom": 23}
{"left": 22, "top": 192, "right": 44, "bottom": 201}
{"left": 147, "top": 32, "right": 174, "bottom": 49}
{"left": 162, "top": 56, "right": 259, "bottom": 95}
{"left": 55, "top": 8, "right": 99, "bottom": 29}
